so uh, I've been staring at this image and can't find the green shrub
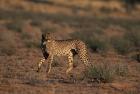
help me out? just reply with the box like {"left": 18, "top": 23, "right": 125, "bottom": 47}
{"left": 124, "top": 31, "right": 140, "bottom": 62}
{"left": 110, "top": 31, "right": 140, "bottom": 60}
{"left": 84, "top": 63, "right": 115, "bottom": 83}
{"left": 84, "top": 62, "right": 128, "bottom": 83}
{"left": 88, "top": 37, "right": 108, "bottom": 52}
{"left": 124, "top": 31, "right": 140, "bottom": 48}
{"left": 110, "top": 36, "right": 132, "bottom": 54}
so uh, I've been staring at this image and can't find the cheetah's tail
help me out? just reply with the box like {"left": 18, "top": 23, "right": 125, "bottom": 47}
{"left": 76, "top": 41, "right": 91, "bottom": 67}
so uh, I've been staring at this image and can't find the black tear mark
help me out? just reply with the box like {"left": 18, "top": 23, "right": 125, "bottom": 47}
{"left": 41, "top": 34, "right": 49, "bottom": 59}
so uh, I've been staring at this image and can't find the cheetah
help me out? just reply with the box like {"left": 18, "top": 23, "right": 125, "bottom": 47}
{"left": 37, "top": 33, "right": 90, "bottom": 74}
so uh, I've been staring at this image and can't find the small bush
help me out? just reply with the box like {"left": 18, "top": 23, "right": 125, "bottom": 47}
{"left": 110, "top": 31, "right": 140, "bottom": 62}
{"left": 88, "top": 37, "right": 108, "bottom": 52}
{"left": 6, "top": 21, "right": 23, "bottom": 32}
{"left": 84, "top": 63, "right": 115, "bottom": 83}
{"left": 110, "top": 36, "right": 132, "bottom": 54}
{"left": 86, "top": 65, "right": 114, "bottom": 82}
{"left": 124, "top": 31, "right": 140, "bottom": 48}
{"left": 124, "top": 31, "right": 140, "bottom": 62}
{"left": 84, "top": 63, "right": 128, "bottom": 83}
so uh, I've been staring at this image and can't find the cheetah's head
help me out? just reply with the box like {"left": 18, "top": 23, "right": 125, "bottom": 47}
{"left": 42, "top": 32, "right": 53, "bottom": 39}
{"left": 41, "top": 33, "right": 53, "bottom": 44}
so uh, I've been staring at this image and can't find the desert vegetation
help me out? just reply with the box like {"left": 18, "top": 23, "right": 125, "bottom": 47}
{"left": 84, "top": 62, "right": 128, "bottom": 83}
{"left": 0, "top": 0, "right": 140, "bottom": 94}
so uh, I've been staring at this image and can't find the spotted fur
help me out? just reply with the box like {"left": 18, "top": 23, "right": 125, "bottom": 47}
{"left": 37, "top": 33, "right": 90, "bottom": 74}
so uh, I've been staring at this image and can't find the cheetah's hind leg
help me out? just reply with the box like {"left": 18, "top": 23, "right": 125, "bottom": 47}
{"left": 66, "top": 52, "right": 74, "bottom": 75}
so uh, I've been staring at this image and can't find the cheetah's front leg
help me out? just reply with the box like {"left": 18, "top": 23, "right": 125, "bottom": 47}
{"left": 37, "top": 57, "right": 45, "bottom": 72}
{"left": 46, "top": 55, "right": 54, "bottom": 74}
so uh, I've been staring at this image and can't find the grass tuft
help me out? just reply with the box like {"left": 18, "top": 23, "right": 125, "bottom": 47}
{"left": 84, "top": 62, "right": 128, "bottom": 83}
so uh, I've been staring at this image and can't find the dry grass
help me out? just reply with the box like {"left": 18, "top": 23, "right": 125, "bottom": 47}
{"left": 84, "top": 62, "right": 128, "bottom": 83}
{"left": 0, "top": 0, "right": 140, "bottom": 94}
